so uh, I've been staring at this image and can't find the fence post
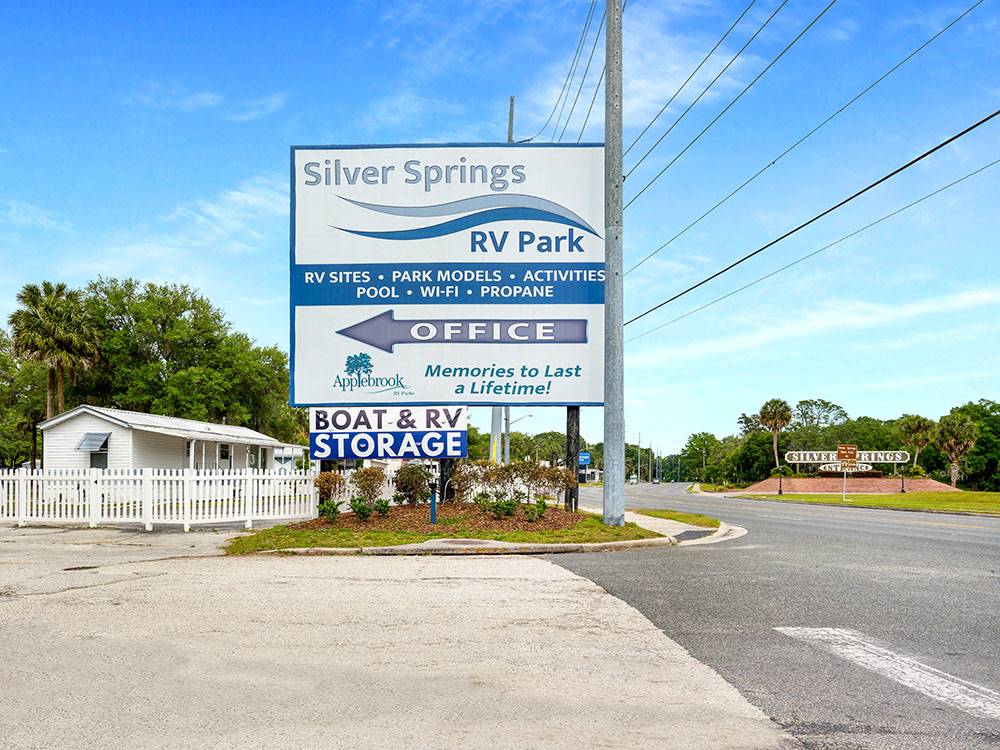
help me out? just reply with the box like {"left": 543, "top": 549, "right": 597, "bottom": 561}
{"left": 244, "top": 468, "right": 253, "bottom": 530}
{"left": 142, "top": 468, "right": 153, "bottom": 531}
{"left": 89, "top": 468, "right": 100, "bottom": 528}
{"left": 17, "top": 468, "right": 26, "bottom": 527}
{"left": 184, "top": 468, "right": 192, "bottom": 532}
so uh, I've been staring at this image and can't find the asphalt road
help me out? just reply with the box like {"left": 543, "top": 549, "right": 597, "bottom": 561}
{"left": 551, "top": 483, "right": 1000, "bottom": 750}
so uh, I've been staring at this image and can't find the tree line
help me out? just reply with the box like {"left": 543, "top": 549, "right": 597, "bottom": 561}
{"left": 676, "top": 397, "right": 996, "bottom": 490}
{"left": 1, "top": 279, "right": 305, "bottom": 468}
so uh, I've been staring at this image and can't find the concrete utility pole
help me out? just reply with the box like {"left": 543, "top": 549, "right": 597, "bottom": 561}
{"left": 603, "top": 0, "right": 625, "bottom": 526}
{"left": 491, "top": 96, "right": 517, "bottom": 464}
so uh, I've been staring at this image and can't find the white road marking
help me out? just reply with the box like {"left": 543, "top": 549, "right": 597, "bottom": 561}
{"left": 776, "top": 627, "right": 1000, "bottom": 720}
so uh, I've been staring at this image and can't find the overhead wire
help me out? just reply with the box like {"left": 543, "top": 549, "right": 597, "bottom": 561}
{"left": 558, "top": 7, "right": 606, "bottom": 142}
{"left": 552, "top": 0, "right": 598, "bottom": 141}
{"left": 624, "top": 0, "right": 986, "bottom": 276}
{"left": 575, "top": 0, "right": 630, "bottom": 142}
{"left": 625, "top": 157, "right": 1000, "bottom": 343}
{"left": 521, "top": 0, "right": 597, "bottom": 142}
{"left": 624, "top": 107, "right": 1000, "bottom": 327}
{"left": 623, "top": 0, "right": 758, "bottom": 158}
{"left": 625, "top": 0, "right": 839, "bottom": 209}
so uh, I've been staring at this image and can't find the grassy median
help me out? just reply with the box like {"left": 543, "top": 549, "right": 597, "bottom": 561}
{"left": 227, "top": 513, "right": 660, "bottom": 554}
{"left": 634, "top": 509, "right": 721, "bottom": 528}
{"left": 747, "top": 491, "right": 1000, "bottom": 515}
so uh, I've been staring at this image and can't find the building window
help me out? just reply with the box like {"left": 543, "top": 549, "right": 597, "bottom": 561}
{"left": 220, "top": 444, "right": 230, "bottom": 461}
{"left": 90, "top": 450, "right": 108, "bottom": 469}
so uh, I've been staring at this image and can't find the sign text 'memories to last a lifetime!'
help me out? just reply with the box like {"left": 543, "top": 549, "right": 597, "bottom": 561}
{"left": 289, "top": 144, "right": 604, "bottom": 407}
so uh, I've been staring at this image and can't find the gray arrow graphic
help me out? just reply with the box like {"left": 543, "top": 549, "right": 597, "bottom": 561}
{"left": 337, "top": 310, "right": 588, "bottom": 353}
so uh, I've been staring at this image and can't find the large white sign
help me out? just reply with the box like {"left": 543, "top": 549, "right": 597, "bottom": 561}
{"left": 290, "top": 144, "right": 604, "bottom": 406}
{"left": 785, "top": 450, "right": 910, "bottom": 464}
{"left": 309, "top": 406, "right": 467, "bottom": 460}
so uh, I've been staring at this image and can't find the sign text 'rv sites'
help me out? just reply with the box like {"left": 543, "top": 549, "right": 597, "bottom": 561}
{"left": 290, "top": 144, "right": 604, "bottom": 407}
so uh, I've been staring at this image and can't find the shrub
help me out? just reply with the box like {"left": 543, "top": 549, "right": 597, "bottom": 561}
{"left": 394, "top": 463, "right": 432, "bottom": 505}
{"left": 349, "top": 495, "right": 374, "bottom": 521}
{"left": 373, "top": 498, "right": 391, "bottom": 517}
{"left": 318, "top": 499, "right": 343, "bottom": 521}
{"left": 473, "top": 492, "right": 493, "bottom": 514}
{"left": 391, "top": 492, "right": 408, "bottom": 506}
{"left": 489, "top": 496, "right": 518, "bottom": 520}
{"left": 904, "top": 464, "right": 927, "bottom": 478}
{"left": 350, "top": 466, "right": 386, "bottom": 504}
{"left": 524, "top": 498, "right": 547, "bottom": 522}
{"left": 314, "top": 471, "right": 347, "bottom": 503}
{"left": 449, "top": 460, "right": 479, "bottom": 503}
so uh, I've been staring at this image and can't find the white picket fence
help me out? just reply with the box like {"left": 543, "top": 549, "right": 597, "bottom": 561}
{"left": 0, "top": 468, "right": 318, "bottom": 531}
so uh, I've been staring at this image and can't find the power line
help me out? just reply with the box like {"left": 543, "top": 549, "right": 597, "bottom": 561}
{"left": 624, "top": 0, "right": 784, "bottom": 177}
{"left": 552, "top": 0, "right": 598, "bottom": 141}
{"left": 625, "top": 157, "right": 1000, "bottom": 344}
{"left": 624, "top": 107, "right": 1000, "bottom": 327}
{"left": 575, "top": 0, "right": 630, "bottom": 142}
{"left": 625, "top": 0, "right": 838, "bottom": 209}
{"left": 624, "top": 0, "right": 985, "bottom": 276}
{"left": 623, "top": 0, "right": 758, "bottom": 159}
{"left": 558, "top": 7, "right": 606, "bottom": 142}
{"left": 522, "top": 0, "right": 597, "bottom": 142}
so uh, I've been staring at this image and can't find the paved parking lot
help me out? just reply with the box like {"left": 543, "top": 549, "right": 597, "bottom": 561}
{"left": 0, "top": 524, "right": 795, "bottom": 749}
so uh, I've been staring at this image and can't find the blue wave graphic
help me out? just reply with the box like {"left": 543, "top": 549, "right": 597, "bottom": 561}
{"left": 340, "top": 193, "right": 598, "bottom": 235}
{"left": 336, "top": 207, "right": 596, "bottom": 241}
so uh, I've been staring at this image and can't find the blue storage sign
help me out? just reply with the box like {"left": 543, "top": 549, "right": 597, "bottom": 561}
{"left": 309, "top": 406, "right": 467, "bottom": 460}
{"left": 578, "top": 451, "right": 591, "bottom": 466}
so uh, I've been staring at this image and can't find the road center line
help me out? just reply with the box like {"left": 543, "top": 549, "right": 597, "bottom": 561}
{"left": 776, "top": 627, "right": 1000, "bottom": 720}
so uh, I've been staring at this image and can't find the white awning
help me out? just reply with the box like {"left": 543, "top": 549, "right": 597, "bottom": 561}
{"left": 76, "top": 432, "right": 110, "bottom": 452}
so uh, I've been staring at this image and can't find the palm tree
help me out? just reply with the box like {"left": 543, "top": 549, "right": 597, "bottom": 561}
{"left": 897, "top": 414, "right": 935, "bottom": 468}
{"left": 759, "top": 398, "right": 792, "bottom": 469}
{"left": 8, "top": 282, "right": 99, "bottom": 418}
{"left": 934, "top": 414, "right": 978, "bottom": 488}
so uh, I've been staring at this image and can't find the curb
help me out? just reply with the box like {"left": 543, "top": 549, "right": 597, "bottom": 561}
{"left": 724, "top": 494, "right": 1000, "bottom": 519}
{"left": 252, "top": 535, "right": 678, "bottom": 557}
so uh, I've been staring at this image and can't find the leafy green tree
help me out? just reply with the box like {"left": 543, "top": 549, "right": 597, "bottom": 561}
{"left": 531, "top": 431, "right": 565, "bottom": 465}
{"left": 681, "top": 432, "right": 719, "bottom": 481}
{"left": 934, "top": 412, "right": 979, "bottom": 487}
{"left": 8, "top": 282, "right": 98, "bottom": 418}
{"left": 791, "top": 399, "right": 848, "bottom": 428}
{"left": 897, "top": 414, "right": 936, "bottom": 468}
{"left": 737, "top": 412, "right": 762, "bottom": 435}
{"left": 947, "top": 400, "right": 999, "bottom": 490}
{"left": 71, "top": 278, "right": 302, "bottom": 443}
{"left": 758, "top": 398, "right": 792, "bottom": 469}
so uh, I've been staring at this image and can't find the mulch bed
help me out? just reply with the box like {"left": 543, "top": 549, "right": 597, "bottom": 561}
{"left": 290, "top": 502, "right": 582, "bottom": 534}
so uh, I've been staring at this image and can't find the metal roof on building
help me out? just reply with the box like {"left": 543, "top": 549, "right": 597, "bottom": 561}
{"left": 40, "top": 405, "right": 305, "bottom": 450}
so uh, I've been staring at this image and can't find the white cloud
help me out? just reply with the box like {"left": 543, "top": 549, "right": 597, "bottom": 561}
{"left": 68, "top": 175, "right": 287, "bottom": 278}
{"left": 131, "top": 81, "right": 224, "bottom": 112}
{"left": 130, "top": 81, "right": 288, "bottom": 122}
{"left": 227, "top": 92, "right": 290, "bottom": 122}
{"left": 627, "top": 287, "right": 1000, "bottom": 366}
{"left": 0, "top": 198, "right": 71, "bottom": 231}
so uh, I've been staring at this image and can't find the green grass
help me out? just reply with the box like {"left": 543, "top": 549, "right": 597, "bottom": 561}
{"left": 634, "top": 508, "right": 720, "bottom": 528}
{"left": 747, "top": 491, "right": 1000, "bottom": 515}
{"left": 226, "top": 514, "right": 661, "bottom": 554}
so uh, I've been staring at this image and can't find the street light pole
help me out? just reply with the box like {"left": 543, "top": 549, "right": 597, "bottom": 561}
{"left": 603, "top": 0, "right": 625, "bottom": 526}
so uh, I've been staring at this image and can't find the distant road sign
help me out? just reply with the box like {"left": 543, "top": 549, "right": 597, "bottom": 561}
{"left": 837, "top": 444, "right": 858, "bottom": 461}
{"left": 578, "top": 451, "right": 591, "bottom": 467}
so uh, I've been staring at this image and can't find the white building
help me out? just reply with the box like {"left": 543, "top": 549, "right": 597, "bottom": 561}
{"left": 39, "top": 405, "right": 306, "bottom": 471}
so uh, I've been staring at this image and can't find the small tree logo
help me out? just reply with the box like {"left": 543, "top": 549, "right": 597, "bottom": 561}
{"left": 345, "top": 353, "right": 373, "bottom": 376}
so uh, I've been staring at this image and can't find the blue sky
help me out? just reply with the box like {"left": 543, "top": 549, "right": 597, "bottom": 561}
{"left": 2, "top": 0, "right": 998, "bottom": 452}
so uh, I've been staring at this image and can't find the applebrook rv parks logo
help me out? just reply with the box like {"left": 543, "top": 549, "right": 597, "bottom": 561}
{"left": 333, "top": 353, "right": 408, "bottom": 394}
